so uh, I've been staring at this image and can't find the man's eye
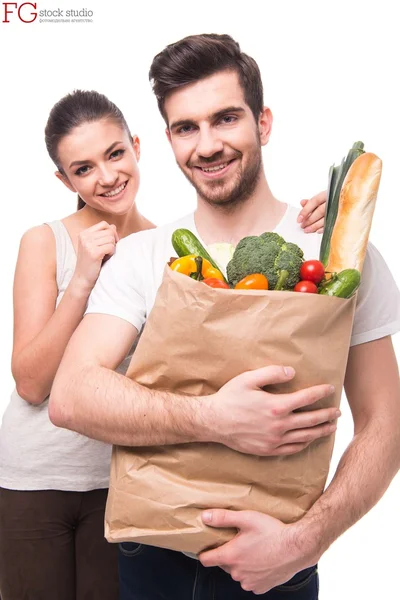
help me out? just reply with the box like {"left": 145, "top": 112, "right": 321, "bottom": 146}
{"left": 75, "top": 165, "right": 90, "bottom": 176}
{"left": 177, "top": 125, "right": 194, "bottom": 135}
{"left": 110, "top": 149, "right": 125, "bottom": 159}
{"left": 220, "top": 115, "right": 237, "bottom": 124}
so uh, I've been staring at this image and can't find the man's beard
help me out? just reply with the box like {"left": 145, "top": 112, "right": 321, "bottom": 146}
{"left": 180, "top": 145, "right": 262, "bottom": 212}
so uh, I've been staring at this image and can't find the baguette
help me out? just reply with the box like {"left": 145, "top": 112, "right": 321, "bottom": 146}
{"left": 326, "top": 152, "right": 382, "bottom": 274}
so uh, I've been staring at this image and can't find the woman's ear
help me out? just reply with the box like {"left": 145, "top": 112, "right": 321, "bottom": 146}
{"left": 131, "top": 135, "right": 140, "bottom": 162}
{"left": 55, "top": 171, "right": 76, "bottom": 193}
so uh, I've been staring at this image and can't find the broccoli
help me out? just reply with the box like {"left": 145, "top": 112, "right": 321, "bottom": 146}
{"left": 226, "top": 235, "right": 281, "bottom": 288}
{"left": 259, "top": 232, "right": 286, "bottom": 247}
{"left": 281, "top": 242, "right": 304, "bottom": 259}
{"left": 226, "top": 233, "right": 304, "bottom": 290}
{"left": 274, "top": 247, "right": 304, "bottom": 289}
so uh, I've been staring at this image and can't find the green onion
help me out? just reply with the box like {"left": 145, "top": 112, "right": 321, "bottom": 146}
{"left": 319, "top": 141, "right": 365, "bottom": 266}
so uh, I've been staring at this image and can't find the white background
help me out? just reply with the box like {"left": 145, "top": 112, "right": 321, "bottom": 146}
{"left": 1, "top": 1, "right": 399, "bottom": 597}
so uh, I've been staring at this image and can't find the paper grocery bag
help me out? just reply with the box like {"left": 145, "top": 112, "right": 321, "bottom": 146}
{"left": 105, "top": 265, "right": 356, "bottom": 555}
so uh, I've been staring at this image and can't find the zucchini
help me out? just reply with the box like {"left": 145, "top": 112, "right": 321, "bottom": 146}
{"left": 320, "top": 142, "right": 365, "bottom": 266}
{"left": 172, "top": 229, "right": 228, "bottom": 282}
{"left": 319, "top": 269, "right": 361, "bottom": 298}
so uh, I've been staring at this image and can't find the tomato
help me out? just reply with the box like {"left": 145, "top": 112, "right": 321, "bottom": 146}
{"left": 299, "top": 260, "right": 325, "bottom": 284}
{"left": 294, "top": 280, "right": 318, "bottom": 294}
{"left": 203, "top": 278, "right": 231, "bottom": 289}
{"left": 235, "top": 273, "right": 269, "bottom": 290}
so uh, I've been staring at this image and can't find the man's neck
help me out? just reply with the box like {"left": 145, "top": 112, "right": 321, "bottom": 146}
{"left": 194, "top": 174, "right": 287, "bottom": 246}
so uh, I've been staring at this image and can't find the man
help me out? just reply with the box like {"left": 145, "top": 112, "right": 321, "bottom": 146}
{"left": 50, "top": 34, "right": 400, "bottom": 599}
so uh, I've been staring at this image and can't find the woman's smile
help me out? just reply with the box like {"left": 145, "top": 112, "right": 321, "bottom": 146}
{"left": 99, "top": 180, "right": 128, "bottom": 200}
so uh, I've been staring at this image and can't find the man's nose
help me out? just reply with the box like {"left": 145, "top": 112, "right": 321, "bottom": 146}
{"left": 196, "top": 128, "right": 224, "bottom": 158}
{"left": 98, "top": 165, "right": 118, "bottom": 187}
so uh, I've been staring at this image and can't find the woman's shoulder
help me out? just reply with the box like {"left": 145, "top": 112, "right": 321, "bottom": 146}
{"left": 19, "top": 223, "right": 57, "bottom": 253}
{"left": 13, "top": 225, "right": 58, "bottom": 295}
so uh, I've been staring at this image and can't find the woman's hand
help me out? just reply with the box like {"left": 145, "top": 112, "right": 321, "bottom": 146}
{"left": 72, "top": 221, "right": 119, "bottom": 292}
{"left": 297, "top": 191, "right": 327, "bottom": 233}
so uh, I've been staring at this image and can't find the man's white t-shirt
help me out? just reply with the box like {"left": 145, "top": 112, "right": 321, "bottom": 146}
{"left": 86, "top": 204, "right": 400, "bottom": 347}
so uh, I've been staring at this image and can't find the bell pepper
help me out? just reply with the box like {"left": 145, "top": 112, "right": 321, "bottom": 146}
{"left": 170, "top": 254, "right": 225, "bottom": 281}
{"left": 235, "top": 273, "right": 269, "bottom": 290}
{"left": 203, "top": 277, "right": 231, "bottom": 289}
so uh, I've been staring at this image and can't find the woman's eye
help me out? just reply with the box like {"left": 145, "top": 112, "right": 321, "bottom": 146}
{"left": 110, "top": 149, "right": 125, "bottom": 159}
{"left": 75, "top": 165, "right": 90, "bottom": 176}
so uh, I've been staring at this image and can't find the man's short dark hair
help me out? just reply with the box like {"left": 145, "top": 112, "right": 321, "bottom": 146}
{"left": 149, "top": 33, "right": 264, "bottom": 124}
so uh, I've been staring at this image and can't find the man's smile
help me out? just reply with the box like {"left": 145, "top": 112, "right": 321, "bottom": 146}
{"left": 193, "top": 158, "right": 238, "bottom": 179}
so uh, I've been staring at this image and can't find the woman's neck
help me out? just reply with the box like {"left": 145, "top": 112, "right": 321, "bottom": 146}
{"left": 74, "top": 204, "right": 155, "bottom": 239}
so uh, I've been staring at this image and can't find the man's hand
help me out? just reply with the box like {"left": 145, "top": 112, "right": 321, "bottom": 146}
{"left": 297, "top": 191, "right": 327, "bottom": 233}
{"left": 207, "top": 365, "right": 337, "bottom": 456}
{"left": 199, "top": 509, "right": 316, "bottom": 594}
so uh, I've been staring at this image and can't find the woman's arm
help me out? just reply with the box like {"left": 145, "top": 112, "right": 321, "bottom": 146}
{"left": 298, "top": 191, "right": 327, "bottom": 233}
{"left": 12, "top": 221, "right": 117, "bottom": 405}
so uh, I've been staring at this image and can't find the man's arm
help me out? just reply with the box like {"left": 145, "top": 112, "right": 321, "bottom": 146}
{"left": 49, "top": 312, "right": 338, "bottom": 452}
{"left": 49, "top": 313, "right": 209, "bottom": 447}
{"left": 199, "top": 335, "right": 400, "bottom": 594}
{"left": 298, "top": 335, "right": 400, "bottom": 549}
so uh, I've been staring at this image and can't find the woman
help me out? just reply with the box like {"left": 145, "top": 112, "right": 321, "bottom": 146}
{"left": 0, "top": 89, "right": 325, "bottom": 600}
{"left": 0, "top": 90, "right": 154, "bottom": 600}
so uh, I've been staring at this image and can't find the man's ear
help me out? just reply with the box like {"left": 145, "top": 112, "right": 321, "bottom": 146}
{"left": 55, "top": 170, "right": 76, "bottom": 193}
{"left": 131, "top": 135, "right": 141, "bottom": 162}
{"left": 165, "top": 127, "right": 172, "bottom": 145}
{"left": 259, "top": 107, "right": 273, "bottom": 146}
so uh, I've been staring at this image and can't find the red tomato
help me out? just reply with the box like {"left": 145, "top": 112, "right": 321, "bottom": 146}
{"left": 294, "top": 280, "right": 318, "bottom": 294}
{"left": 203, "top": 278, "right": 230, "bottom": 289}
{"left": 299, "top": 260, "right": 325, "bottom": 284}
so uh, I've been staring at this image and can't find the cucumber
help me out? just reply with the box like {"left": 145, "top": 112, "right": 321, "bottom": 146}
{"left": 319, "top": 269, "right": 361, "bottom": 298}
{"left": 172, "top": 229, "right": 225, "bottom": 274}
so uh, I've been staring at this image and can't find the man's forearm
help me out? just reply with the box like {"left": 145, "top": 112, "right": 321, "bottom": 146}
{"left": 295, "top": 417, "right": 400, "bottom": 561}
{"left": 293, "top": 337, "right": 400, "bottom": 562}
{"left": 49, "top": 364, "right": 212, "bottom": 446}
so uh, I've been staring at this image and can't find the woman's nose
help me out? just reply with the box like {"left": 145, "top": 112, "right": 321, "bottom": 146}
{"left": 98, "top": 166, "right": 118, "bottom": 187}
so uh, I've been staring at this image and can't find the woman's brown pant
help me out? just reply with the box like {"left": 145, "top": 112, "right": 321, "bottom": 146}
{"left": 0, "top": 487, "right": 118, "bottom": 600}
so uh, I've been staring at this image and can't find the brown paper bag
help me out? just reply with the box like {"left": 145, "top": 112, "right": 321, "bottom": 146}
{"left": 105, "top": 266, "right": 356, "bottom": 555}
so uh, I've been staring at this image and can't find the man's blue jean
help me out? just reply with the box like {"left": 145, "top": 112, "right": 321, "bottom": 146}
{"left": 118, "top": 543, "right": 319, "bottom": 599}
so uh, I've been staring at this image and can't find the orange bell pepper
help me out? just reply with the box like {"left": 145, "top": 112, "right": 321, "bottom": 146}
{"left": 170, "top": 254, "right": 225, "bottom": 281}
{"left": 235, "top": 273, "right": 269, "bottom": 290}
